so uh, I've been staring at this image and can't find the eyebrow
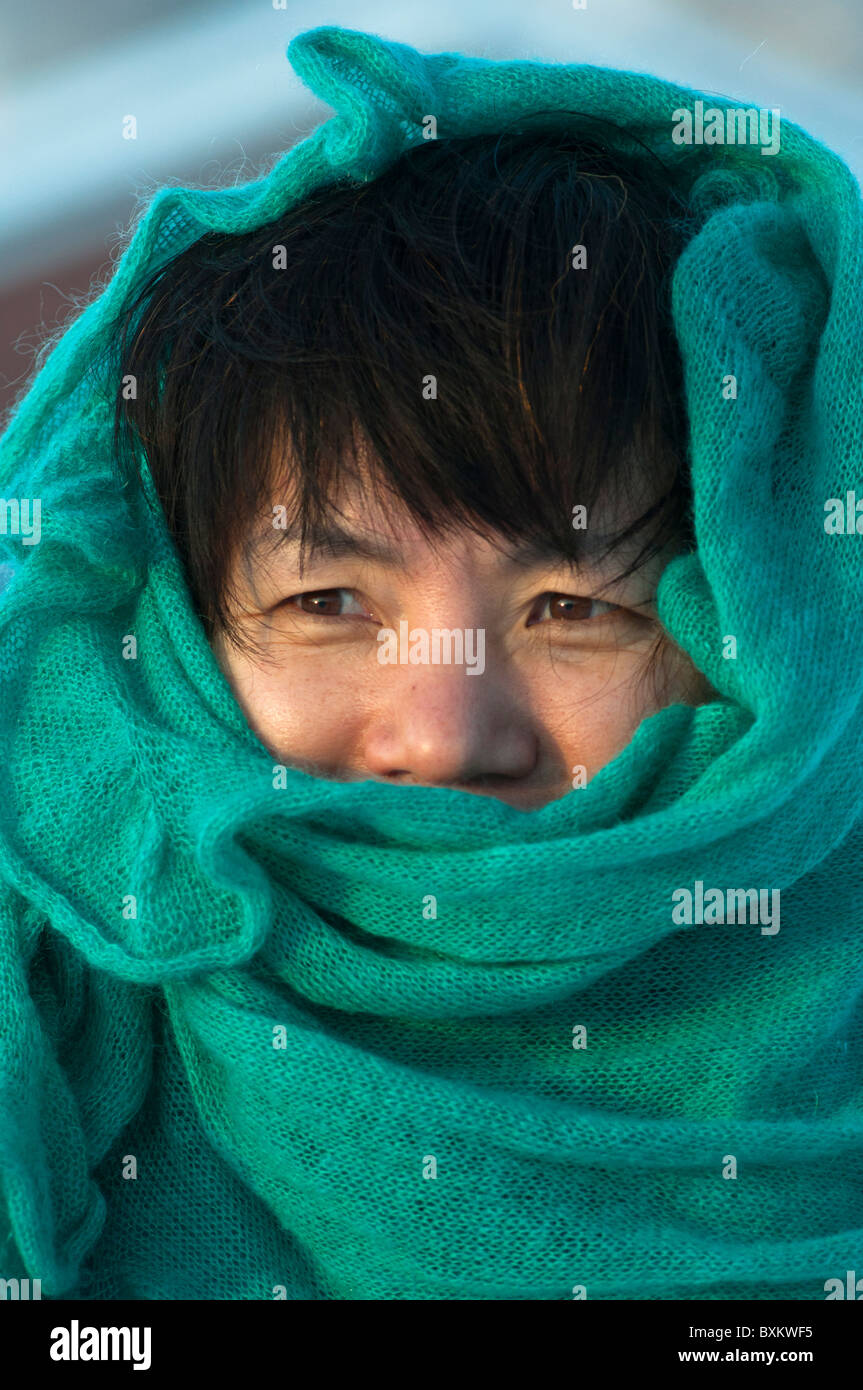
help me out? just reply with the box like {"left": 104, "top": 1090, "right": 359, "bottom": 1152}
{"left": 247, "top": 518, "right": 611, "bottom": 574}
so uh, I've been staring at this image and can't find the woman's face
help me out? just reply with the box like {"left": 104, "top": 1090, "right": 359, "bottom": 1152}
{"left": 212, "top": 474, "right": 712, "bottom": 811}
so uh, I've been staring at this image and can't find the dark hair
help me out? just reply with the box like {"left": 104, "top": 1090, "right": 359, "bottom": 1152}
{"left": 108, "top": 120, "right": 697, "bottom": 673}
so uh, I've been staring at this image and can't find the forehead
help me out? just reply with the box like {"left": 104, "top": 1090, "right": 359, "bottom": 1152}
{"left": 238, "top": 424, "right": 680, "bottom": 589}
{"left": 242, "top": 496, "right": 673, "bottom": 610}
{"left": 250, "top": 440, "right": 665, "bottom": 558}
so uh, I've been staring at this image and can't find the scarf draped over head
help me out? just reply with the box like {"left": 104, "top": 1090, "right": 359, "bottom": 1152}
{"left": 0, "top": 25, "right": 861, "bottom": 1300}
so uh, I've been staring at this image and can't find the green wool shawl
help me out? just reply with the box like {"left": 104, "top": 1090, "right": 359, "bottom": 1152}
{"left": 1, "top": 25, "right": 862, "bottom": 1302}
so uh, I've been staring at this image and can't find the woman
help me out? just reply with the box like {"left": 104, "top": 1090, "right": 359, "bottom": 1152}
{"left": 0, "top": 25, "right": 860, "bottom": 1301}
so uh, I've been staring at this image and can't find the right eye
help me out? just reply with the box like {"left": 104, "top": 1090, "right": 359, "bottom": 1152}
{"left": 280, "top": 588, "right": 372, "bottom": 620}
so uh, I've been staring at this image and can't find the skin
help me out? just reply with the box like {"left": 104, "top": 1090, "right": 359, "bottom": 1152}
{"left": 211, "top": 469, "right": 712, "bottom": 812}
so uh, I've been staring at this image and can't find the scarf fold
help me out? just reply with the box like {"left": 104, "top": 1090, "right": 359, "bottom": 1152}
{"left": 1, "top": 24, "right": 861, "bottom": 1300}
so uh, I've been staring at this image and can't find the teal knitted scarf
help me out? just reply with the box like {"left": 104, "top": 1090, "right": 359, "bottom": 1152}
{"left": 1, "top": 25, "right": 862, "bottom": 1301}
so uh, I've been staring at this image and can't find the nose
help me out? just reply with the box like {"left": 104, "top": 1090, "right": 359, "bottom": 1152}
{"left": 362, "top": 658, "right": 539, "bottom": 789}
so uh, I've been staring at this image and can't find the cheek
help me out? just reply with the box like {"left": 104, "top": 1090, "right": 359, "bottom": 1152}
{"left": 526, "top": 644, "right": 684, "bottom": 776}
{"left": 545, "top": 678, "right": 641, "bottom": 770}
{"left": 213, "top": 640, "right": 361, "bottom": 768}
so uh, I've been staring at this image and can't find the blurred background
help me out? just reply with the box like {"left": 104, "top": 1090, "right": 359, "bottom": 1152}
{"left": 2, "top": 0, "right": 862, "bottom": 423}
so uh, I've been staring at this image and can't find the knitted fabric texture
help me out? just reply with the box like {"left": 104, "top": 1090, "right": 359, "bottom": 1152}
{"left": 0, "top": 25, "right": 862, "bottom": 1301}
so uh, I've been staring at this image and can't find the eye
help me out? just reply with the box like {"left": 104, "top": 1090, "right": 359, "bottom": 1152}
{"left": 526, "top": 593, "right": 620, "bottom": 626}
{"left": 282, "top": 588, "right": 371, "bottom": 619}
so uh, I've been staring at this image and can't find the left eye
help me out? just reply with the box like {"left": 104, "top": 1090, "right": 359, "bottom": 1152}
{"left": 526, "top": 593, "right": 619, "bottom": 625}
{"left": 284, "top": 588, "right": 369, "bottom": 617}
